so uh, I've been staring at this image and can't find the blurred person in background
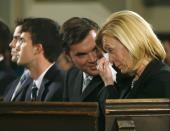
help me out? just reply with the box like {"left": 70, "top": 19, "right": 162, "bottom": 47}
{"left": 156, "top": 33, "right": 170, "bottom": 66}
{"left": 0, "top": 20, "right": 16, "bottom": 99}
{"left": 57, "top": 52, "right": 73, "bottom": 72}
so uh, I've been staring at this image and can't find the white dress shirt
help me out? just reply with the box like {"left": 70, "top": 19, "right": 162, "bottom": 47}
{"left": 32, "top": 63, "right": 54, "bottom": 95}
{"left": 82, "top": 72, "right": 93, "bottom": 93}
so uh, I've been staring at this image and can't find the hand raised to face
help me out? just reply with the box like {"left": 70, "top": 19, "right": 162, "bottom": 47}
{"left": 97, "top": 54, "right": 117, "bottom": 86}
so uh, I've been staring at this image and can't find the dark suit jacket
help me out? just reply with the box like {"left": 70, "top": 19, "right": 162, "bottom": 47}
{"left": 63, "top": 66, "right": 104, "bottom": 102}
{"left": 99, "top": 59, "right": 170, "bottom": 101}
{"left": 3, "top": 71, "right": 32, "bottom": 102}
{"left": 0, "top": 60, "right": 16, "bottom": 98}
{"left": 98, "top": 59, "right": 170, "bottom": 131}
{"left": 25, "top": 63, "right": 65, "bottom": 101}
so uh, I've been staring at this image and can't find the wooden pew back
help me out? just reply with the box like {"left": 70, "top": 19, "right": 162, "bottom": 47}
{"left": 0, "top": 102, "right": 99, "bottom": 131}
{"left": 105, "top": 99, "right": 170, "bottom": 131}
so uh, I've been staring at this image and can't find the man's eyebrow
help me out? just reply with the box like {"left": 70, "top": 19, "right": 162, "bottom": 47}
{"left": 75, "top": 52, "right": 87, "bottom": 56}
{"left": 92, "top": 46, "right": 97, "bottom": 51}
{"left": 19, "top": 37, "right": 25, "bottom": 42}
{"left": 75, "top": 47, "right": 97, "bottom": 56}
{"left": 13, "top": 36, "right": 20, "bottom": 39}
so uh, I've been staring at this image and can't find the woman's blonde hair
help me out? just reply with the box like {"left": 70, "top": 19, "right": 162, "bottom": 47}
{"left": 96, "top": 10, "right": 166, "bottom": 67}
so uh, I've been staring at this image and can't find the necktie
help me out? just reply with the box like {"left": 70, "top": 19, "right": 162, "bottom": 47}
{"left": 82, "top": 76, "right": 91, "bottom": 93}
{"left": 31, "top": 82, "right": 38, "bottom": 101}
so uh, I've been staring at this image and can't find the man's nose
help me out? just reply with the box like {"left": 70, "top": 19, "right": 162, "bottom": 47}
{"left": 9, "top": 40, "right": 15, "bottom": 48}
{"left": 15, "top": 41, "right": 21, "bottom": 51}
{"left": 88, "top": 52, "right": 97, "bottom": 63}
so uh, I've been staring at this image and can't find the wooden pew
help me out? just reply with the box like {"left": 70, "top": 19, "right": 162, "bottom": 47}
{"left": 0, "top": 102, "right": 99, "bottom": 131}
{"left": 105, "top": 99, "right": 170, "bottom": 131}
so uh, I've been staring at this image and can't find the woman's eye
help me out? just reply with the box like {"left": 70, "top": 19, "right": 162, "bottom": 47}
{"left": 106, "top": 48, "right": 113, "bottom": 53}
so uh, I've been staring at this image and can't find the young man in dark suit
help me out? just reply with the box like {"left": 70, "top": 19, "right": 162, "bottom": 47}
{"left": 3, "top": 18, "right": 33, "bottom": 102}
{"left": 14, "top": 18, "right": 64, "bottom": 101}
{"left": 61, "top": 17, "right": 104, "bottom": 102}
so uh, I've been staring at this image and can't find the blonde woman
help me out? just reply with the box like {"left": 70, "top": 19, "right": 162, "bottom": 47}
{"left": 97, "top": 10, "right": 170, "bottom": 99}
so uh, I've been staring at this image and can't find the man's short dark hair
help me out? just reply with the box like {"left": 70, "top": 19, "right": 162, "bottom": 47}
{"left": 21, "top": 18, "right": 62, "bottom": 62}
{"left": 0, "top": 20, "right": 11, "bottom": 54}
{"left": 15, "top": 18, "right": 33, "bottom": 27}
{"left": 60, "top": 17, "right": 99, "bottom": 52}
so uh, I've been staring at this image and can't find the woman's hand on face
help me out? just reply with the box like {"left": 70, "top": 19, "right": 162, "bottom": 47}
{"left": 97, "top": 57, "right": 115, "bottom": 86}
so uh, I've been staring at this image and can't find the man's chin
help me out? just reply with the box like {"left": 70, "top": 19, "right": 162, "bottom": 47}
{"left": 11, "top": 57, "right": 18, "bottom": 62}
{"left": 16, "top": 60, "right": 24, "bottom": 66}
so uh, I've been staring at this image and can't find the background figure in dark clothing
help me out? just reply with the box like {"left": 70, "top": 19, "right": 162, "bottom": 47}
{"left": 57, "top": 52, "right": 73, "bottom": 72}
{"left": 156, "top": 33, "right": 170, "bottom": 66}
{"left": 0, "top": 20, "right": 16, "bottom": 98}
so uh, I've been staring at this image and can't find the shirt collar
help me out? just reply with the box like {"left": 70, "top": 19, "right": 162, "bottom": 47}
{"left": 83, "top": 72, "right": 93, "bottom": 81}
{"left": 33, "top": 63, "right": 54, "bottom": 90}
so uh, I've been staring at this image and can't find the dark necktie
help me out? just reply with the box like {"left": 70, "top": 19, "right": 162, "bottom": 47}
{"left": 31, "top": 82, "right": 38, "bottom": 101}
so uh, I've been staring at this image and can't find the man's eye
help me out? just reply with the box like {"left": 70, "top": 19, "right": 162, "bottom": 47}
{"left": 77, "top": 54, "right": 86, "bottom": 58}
{"left": 19, "top": 38, "right": 24, "bottom": 44}
{"left": 14, "top": 36, "right": 19, "bottom": 41}
{"left": 92, "top": 48, "right": 97, "bottom": 52}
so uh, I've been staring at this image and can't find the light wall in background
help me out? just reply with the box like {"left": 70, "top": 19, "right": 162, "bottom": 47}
{"left": 22, "top": 0, "right": 111, "bottom": 26}
{"left": 19, "top": 0, "right": 170, "bottom": 32}
{"left": 0, "top": 0, "right": 170, "bottom": 32}
{"left": 113, "top": 0, "right": 170, "bottom": 32}
{"left": 145, "top": 7, "right": 170, "bottom": 32}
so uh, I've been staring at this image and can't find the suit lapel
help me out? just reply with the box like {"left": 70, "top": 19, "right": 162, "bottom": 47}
{"left": 13, "top": 77, "right": 32, "bottom": 100}
{"left": 80, "top": 76, "right": 103, "bottom": 101}
{"left": 36, "top": 63, "right": 59, "bottom": 101}
{"left": 25, "top": 82, "right": 33, "bottom": 101}
{"left": 37, "top": 79, "right": 48, "bottom": 101}
{"left": 71, "top": 71, "right": 83, "bottom": 101}
{"left": 4, "top": 79, "right": 19, "bottom": 101}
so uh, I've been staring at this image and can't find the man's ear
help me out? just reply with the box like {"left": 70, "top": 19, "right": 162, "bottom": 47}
{"left": 65, "top": 51, "right": 72, "bottom": 62}
{"left": 65, "top": 51, "right": 69, "bottom": 56}
{"left": 34, "top": 44, "right": 43, "bottom": 54}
